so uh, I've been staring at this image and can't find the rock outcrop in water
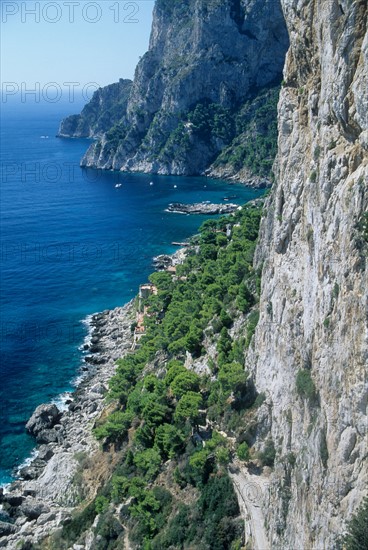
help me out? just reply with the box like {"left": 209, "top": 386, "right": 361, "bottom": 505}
{"left": 248, "top": 0, "right": 367, "bottom": 547}
{"left": 59, "top": 0, "right": 288, "bottom": 185}
{"left": 167, "top": 202, "right": 239, "bottom": 215}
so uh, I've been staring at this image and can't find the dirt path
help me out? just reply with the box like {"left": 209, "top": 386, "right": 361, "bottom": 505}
{"left": 229, "top": 462, "right": 270, "bottom": 550}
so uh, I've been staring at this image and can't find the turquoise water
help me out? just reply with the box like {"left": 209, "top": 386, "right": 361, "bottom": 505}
{"left": 0, "top": 100, "right": 264, "bottom": 483}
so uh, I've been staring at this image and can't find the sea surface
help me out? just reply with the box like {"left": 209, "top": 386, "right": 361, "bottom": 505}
{"left": 0, "top": 98, "right": 264, "bottom": 484}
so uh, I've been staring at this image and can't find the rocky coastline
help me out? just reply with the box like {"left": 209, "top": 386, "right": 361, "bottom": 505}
{"left": 0, "top": 302, "right": 135, "bottom": 548}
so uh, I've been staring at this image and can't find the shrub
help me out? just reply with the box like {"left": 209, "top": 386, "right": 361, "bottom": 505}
{"left": 154, "top": 423, "right": 185, "bottom": 459}
{"left": 296, "top": 369, "right": 317, "bottom": 401}
{"left": 323, "top": 316, "right": 330, "bottom": 328}
{"left": 57, "top": 501, "right": 97, "bottom": 545}
{"left": 310, "top": 170, "right": 317, "bottom": 183}
{"left": 216, "top": 446, "right": 231, "bottom": 465}
{"left": 95, "top": 495, "right": 109, "bottom": 514}
{"left": 237, "top": 442, "right": 250, "bottom": 462}
{"left": 188, "top": 449, "right": 214, "bottom": 486}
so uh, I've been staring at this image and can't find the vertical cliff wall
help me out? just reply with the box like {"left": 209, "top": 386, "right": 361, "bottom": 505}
{"left": 249, "top": 0, "right": 367, "bottom": 547}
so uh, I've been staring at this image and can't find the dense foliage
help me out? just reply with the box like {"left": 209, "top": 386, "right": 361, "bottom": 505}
{"left": 341, "top": 497, "right": 368, "bottom": 550}
{"left": 49, "top": 203, "right": 264, "bottom": 549}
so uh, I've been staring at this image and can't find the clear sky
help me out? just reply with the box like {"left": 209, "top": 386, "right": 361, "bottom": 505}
{"left": 1, "top": 0, "right": 155, "bottom": 91}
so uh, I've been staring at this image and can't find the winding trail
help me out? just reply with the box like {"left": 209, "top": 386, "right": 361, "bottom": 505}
{"left": 229, "top": 462, "right": 270, "bottom": 550}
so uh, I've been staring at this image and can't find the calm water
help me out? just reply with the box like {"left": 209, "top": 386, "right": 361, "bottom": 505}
{"left": 0, "top": 99, "right": 264, "bottom": 483}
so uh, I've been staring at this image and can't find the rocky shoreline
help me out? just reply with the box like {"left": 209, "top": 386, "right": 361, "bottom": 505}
{"left": 0, "top": 302, "right": 135, "bottom": 548}
{"left": 205, "top": 166, "right": 272, "bottom": 189}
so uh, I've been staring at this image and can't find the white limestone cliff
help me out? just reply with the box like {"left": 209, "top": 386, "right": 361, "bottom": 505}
{"left": 248, "top": 1, "right": 367, "bottom": 547}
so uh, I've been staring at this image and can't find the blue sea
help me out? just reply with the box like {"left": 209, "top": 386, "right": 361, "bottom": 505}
{"left": 0, "top": 97, "right": 264, "bottom": 484}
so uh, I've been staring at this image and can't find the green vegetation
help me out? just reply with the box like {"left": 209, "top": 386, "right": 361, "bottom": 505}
{"left": 213, "top": 86, "right": 280, "bottom": 179}
{"left": 150, "top": 476, "right": 243, "bottom": 550}
{"left": 99, "top": 84, "right": 279, "bottom": 183}
{"left": 245, "top": 309, "right": 260, "bottom": 348}
{"left": 152, "top": 85, "right": 280, "bottom": 180}
{"left": 157, "top": 101, "right": 234, "bottom": 165}
{"left": 188, "top": 102, "right": 234, "bottom": 142}
{"left": 237, "top": 441, "right": 250, "bottom": 462}
{"left": 333, "top": 282, "right": 340, "bottom": 299}
{"left": 310, "top": 170, "right": 317, "bottom": 183}
{"left": 296, "top": 369, "right": 317, "bottom": 402}
{"left": 49, "top": 202, "right": 265, "bottom": 549}
{"left": 341, "top": 497, "right": 368, "bottom": 550}
{"left": 104, "top": 122, "right": 128, "bottom": 152}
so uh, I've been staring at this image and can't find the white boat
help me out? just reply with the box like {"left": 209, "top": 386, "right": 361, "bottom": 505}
{"left": 115, "top": 183, "right": 122, "bottom": 188}
{"left": 149, "top": 181, "right": 154, "bottom": 186}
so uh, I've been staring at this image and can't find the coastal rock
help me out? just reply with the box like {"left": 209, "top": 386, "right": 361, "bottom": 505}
{"left": 20, "top": 501, "right": 50, "bottom": 521}
{"left": 25, "top": 404, "right": 61, "bottom": 438}
{"left": 167, "top": 202, "right": 239, "bottom": 215}
{"left": 4, "top": 302, "right": 135, "bottom": 547}
{"left": 153, "top": 254, "right": 173, "bottom": 270}
{"left": 34, "top": 429, "right": 60, "bottom": 445}
{"left": 37, "top": 445, "right": 54, "bottom": 461}
{"left": 90, "top": 383, "right": 107, "bottom": 395}
{"left": 19, "top": 458, "right": 47, "bottom": 480}
{"left": 2, "top": 494, "right": 24, "bottom": 508}
{"left": 0, "top": 521, "right": 16, "bottom": 537}
{"left": 36, "top": 512, "right": 56, "bottom": 526}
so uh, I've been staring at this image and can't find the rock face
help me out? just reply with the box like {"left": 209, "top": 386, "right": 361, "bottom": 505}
{"left": 248, "top": 1, "right": 367, "bottom": 548}
{"left": 59, "top": 0, "right": 288, "bottom": 182}
{"left": 57, "top": 79, "right": 132, "bottom": 138}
